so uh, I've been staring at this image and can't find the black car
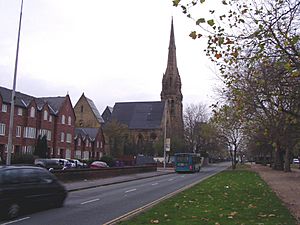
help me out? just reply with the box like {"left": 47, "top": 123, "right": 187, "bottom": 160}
{"left": 0, "top": 165, "right": 68, "bottom": 220}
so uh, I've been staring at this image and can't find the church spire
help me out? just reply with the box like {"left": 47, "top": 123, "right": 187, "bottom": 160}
{"left": 161, "top": 18, "right": 184, "bottom": 143}
{"left": 165, "top": 17, "right": 179, "bottom": 76}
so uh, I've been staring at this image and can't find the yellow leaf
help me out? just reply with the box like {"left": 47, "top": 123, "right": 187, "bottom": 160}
{"left": 150, "top": 219, "right": 160, "bottom": 224}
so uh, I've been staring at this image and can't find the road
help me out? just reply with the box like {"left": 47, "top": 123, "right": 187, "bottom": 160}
{"left": 1, "top": 163, "right": 229, "bottom": 225}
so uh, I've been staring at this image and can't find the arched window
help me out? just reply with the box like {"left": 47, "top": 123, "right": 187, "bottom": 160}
{"left": 62, "top": 115, "right": 65, "bottom": 124}
{"left": 30, "top": 107, "right": 35, "bottom": 118}
{"left": 68, "top": 116, "right": 71, "bottom": 125}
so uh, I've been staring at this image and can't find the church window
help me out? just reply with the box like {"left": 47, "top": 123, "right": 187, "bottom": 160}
{"left": 81, "top": 105, "right": 84, "bottom": 113}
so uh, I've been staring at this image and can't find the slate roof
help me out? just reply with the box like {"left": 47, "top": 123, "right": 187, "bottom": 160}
{"left": 0, "top": 86, "right": 66, "bottom": 115}
{"left": 110, "top": 101, "right": 166, "bottom": 130}
{"left": 75, "top": 127, "right": 99, "bottom": 140}
{"left": 101, "top": 106, "right": 114, "bottom": 124}
{"left": 86, "top": 96, "right": 104, "bottom": 123}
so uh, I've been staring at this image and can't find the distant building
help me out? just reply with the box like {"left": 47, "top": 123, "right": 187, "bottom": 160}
{"left": 0, "top": 86, "right": 75, "bottom": 161}
{"left": 105, "top": 18, "right": 184, "bottom": 156}
{"left": 160, "top": 18, "right": 184, "bottom": 141}
{"left": 101, "top": 106, "right": 113, "bottom": 124}
{"left": 74, "top": 93, "right": 104, "bottom": 128}
{"left": 109, "top": 101, "right": 168, "bottom": 156}
{"left": 74, "top": 127, "right": 105, "bottom": 160}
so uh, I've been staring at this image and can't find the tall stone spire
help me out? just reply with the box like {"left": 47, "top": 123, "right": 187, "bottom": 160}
{"left": 161, "top": 18, "right": 184, "bottom": 146}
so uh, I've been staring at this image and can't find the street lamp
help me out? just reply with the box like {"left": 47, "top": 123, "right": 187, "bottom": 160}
{"left": 6, "top": 0, "right": 24, "bottom": 165}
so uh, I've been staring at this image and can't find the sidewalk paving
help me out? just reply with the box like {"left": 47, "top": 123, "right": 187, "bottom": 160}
{"left": 249, "top": 164, "right": 300, "bottom": 223}
{"left": 64, "top": 168, "right": 175, "bottom": 192}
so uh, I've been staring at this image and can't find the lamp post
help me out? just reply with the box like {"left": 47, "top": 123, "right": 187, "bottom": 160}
{"left": 6, "top": 0, "right": 24, "bottom": 165}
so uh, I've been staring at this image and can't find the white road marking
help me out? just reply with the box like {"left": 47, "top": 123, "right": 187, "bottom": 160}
{"left": 125, "top": 188, "right": 137, "bottom": 193}
{"left": 1, "top": 217, "right": 30, "bottom": 225}
{"left": 81, "top": 198, "right": 100, "bottom": 205}
{"left": 168, "top": 178, "right": 174, "bottom": 181}
{"left": 181, "top": 175, "right": 185, "bottom": 178}
{"left": 151, "top": 183, "right": 158, "bottom": 186}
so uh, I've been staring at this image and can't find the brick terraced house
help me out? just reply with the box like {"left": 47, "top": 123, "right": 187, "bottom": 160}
{"left": 0, "top": 86, "right": 75, "bottom": 161}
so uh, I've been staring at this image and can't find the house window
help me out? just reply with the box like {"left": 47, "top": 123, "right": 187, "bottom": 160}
{"left": 47, "top": 131, "right": 52, "bottom": 141}
{"left": 62, "top": 115, "right": 65, "bottom": 124}
{"left": 81, "top": 105, "right": 83, "bottom": 113}
{"left": 100, "top": 141, "right": 103, "bottom": 148}
{"left": 43, "top": 110, "right": 48, "bottom": 120}
{"left": 66, "top": 133, "right": 72, "bottom": 143}
{"left": 78, "top": 138, "right": 81, "bottom": 146}
{"left": 0, "top": 123, "right": 5, "bottom": 136}
{"left": 49, "top": 115, "right": 52, "bottom": 122}
{"left": 30, "top": 106, "right": 35, "bottom": 118}
{"left": 61, "top": 132, "right": 65, "bottom": 142}
{"left": 66, "top": 149, "right": 71, "bottom": 159}
{"left": 17, "top": 108, "right": 23, "bottom": 116}
{"left": 86, "top": 140, "right": 89, "bottom": 147}
{"left": 23, "top": 127, "right": 36, "bottom": 139}
{"left": 16, "top": 126, "right": 21, "bottom": 137}
{"left": 68, "top": 116, "right": 71, "bottom": 125}
{"left": 1, "top": 104, "right": 7, "bottom": 113}
{"left": 97, "top": 141, "right": 99, "bottom": 148}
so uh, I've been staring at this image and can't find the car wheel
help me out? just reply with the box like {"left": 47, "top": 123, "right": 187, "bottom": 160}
{"left": 7, "top": 203, "right": 20, "bottom": 219}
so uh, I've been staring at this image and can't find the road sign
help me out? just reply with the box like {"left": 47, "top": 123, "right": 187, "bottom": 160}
{"left": 165, "top": 138, "right": 170, "bottom": 152}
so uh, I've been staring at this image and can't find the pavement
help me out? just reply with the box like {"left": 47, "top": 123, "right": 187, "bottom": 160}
{"left": 63, "top": 167, "right": 175, "bottom": 192}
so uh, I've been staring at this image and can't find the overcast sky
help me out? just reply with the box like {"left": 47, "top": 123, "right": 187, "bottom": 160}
{"left": 0, "top": 0, "right": 222, "bottom": 113}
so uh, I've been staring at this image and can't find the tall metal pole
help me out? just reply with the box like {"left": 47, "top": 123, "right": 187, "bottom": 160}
{"left": 6, "top": 0, "right": 24, "bottom": 166}
{"left": 163, "top": 101, "right": 167, "bottom": 169}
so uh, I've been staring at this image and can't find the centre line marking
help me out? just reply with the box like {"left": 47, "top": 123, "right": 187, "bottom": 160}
{"left": 81, "top": 198, "right": 100, "bottom": 205}
{"left": 2, "top": 217, "right": 30, "bottom": 225}
{"left": 168, "top": 178, "right": 174, "bottom": 181}
{"left": 125, "top": 188, "right": 137, "bottom": 193}
{"left": 152, "top": 183, "right": 159, "bottom": 186}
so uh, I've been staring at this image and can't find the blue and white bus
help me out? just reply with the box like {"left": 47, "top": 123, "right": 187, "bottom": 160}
{"left": 174, "top": 153, "right": 201, "bottom": 173}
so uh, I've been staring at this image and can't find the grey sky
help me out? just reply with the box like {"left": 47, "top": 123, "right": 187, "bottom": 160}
{"left": 0, "top": 0, "right": 222, "bottom": 113}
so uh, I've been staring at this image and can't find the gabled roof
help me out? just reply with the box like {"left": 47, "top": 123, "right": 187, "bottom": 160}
{"left": 85, "top": 96, "right": 104, "bottom": 123}
{"left": 75, "top": 127, "right": 99, "bottom": 141}
{"left": 111, "top": 101, "right": 165, "bottom": 130}
{"left": 0, "top": 86, "right": 66, "bottom": 115}
{"left": 101, "top": 106, "right": 114, "bottom": 123}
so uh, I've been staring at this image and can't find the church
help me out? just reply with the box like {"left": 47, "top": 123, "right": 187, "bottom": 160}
{"left": 105, "top": 19, "right": 184, "bottom": 156}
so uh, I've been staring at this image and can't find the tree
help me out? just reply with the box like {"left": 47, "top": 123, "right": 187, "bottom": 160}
{"left": 183, "top": 103, "right": 209, "bottom": 152}
{"left": 212, "top": 105, "right": 244, "bottom": 169}
{"left": 103, "top": 119, "right": 129, "bottom": 158}
{"left": 173, "top": 0, "right": 300, "bottom": 171}
{"left": 34, "top": 135, "right": 48, "bottom": 158}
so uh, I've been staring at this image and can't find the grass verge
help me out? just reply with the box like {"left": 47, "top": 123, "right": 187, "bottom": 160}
{"left": 118, "top": 170, "right": 297, "bottom": 225}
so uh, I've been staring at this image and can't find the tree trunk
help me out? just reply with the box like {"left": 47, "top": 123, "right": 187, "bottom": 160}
{"left": 272, "top": 142, "right": 284, "bottom": 170}
{"left": 284, "top": 149, "right": 291, "bottom": 172}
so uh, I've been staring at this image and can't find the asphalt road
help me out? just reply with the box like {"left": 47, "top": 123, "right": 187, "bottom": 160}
{"left": 1, "top": 163, "right": 229, "bottom": 225}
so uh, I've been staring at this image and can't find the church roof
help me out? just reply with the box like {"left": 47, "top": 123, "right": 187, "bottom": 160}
{"left": 111, "top": 101, "right": 166, "bottom": 130}
{"left": 85, "top": 96, "right": 105, "bottom": 123}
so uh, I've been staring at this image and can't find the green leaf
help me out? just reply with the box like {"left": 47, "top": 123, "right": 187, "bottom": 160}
{"left": 207, "top": 19, "right": 215, "bottom": 26}
{"left": 196, "top": 18, "right": 206, "bottom": 25}
{"left": 200, "top": 0, "right": 205, "bottom": 3}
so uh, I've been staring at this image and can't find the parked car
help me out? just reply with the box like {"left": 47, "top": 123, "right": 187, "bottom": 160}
{"left": 90, "top": 161, "right": 109, "bottom": 169}
{"left": 0, "top": 165, "right": 67, "bottom": 219}
{"left": 34, "top": 158, "right": 72, "bottom": 170}
{"left": 67, "top": 159, "right": 87, "bottom": 168}
{"left": 293, "top": 158, "right": 299, "bottom": 164}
